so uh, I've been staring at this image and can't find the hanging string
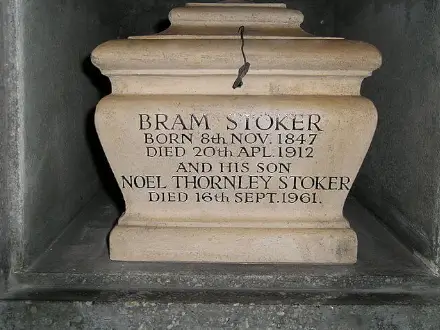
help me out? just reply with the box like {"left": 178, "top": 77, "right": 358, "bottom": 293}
{"left": 232, "top": 26, "right": 250, "bottom": 89}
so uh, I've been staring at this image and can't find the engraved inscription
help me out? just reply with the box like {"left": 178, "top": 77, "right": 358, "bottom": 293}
{"left": 120, "top": 112, "right": 351, "bottom": 205}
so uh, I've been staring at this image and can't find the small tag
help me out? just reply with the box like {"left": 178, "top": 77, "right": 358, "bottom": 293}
{"left": 232, "top": 62, "right": 250, "bottom": 89}
{"left": 233, "top": 26, "right": 250, "bottom": 89}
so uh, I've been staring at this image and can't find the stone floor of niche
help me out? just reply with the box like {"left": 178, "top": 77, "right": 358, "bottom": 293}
{"left": 8, "top": 190, "right": 440, "bottom": 303}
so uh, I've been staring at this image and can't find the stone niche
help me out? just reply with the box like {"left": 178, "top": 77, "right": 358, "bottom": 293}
{"left": 92, "top": 3, "right": 381, "bottom": 263}
{"left": 1, "top": 0, "right": 440, "bottom": 314}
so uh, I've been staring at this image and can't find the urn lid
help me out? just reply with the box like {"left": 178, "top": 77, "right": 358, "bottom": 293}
{"left": 133, "top": 2, "right": 311, "bottom": 38}
{"left": 92, "top": 2, "right": 381, "bottom": 95}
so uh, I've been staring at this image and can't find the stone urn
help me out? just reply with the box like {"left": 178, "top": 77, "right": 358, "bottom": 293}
{"left": 91, "top": 2, "right": 381, "bottom": 263}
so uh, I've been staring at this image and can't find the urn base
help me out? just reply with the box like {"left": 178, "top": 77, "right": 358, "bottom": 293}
{"left": 109, "top": 222, "right": 357, "bottom": 264}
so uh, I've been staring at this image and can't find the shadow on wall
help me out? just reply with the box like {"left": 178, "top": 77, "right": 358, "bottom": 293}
{"left": 82, "top": 56, "right": 124, "bottom": 211}
{"left": 154, "top": 19, "right": 171, "bottom": 34}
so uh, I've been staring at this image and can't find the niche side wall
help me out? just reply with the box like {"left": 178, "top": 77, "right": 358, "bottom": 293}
{"left": 19, "top": 0, "right": 126, "bottom": 269}
{"left": 0, "top": 0, "right": 22, "bottom": 291}
{"left": 336, "top": 0, "right": 440, "bottom": 270}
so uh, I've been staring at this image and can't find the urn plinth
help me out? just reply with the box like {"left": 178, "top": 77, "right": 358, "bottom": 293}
{"left": 92, "top": 2, "right": 381, "bottom": 263}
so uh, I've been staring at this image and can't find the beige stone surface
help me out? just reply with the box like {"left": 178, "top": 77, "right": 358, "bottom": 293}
{"left": 92, "top": 3, "right": 381, "bottom": 263}
{"left": 110, "top": 226, "right": 357, "bottom": 263}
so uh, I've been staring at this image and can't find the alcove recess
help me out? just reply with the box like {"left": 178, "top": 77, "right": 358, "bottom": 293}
{"left": 2, "top": 0, "right": 440, "bottom": 300}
